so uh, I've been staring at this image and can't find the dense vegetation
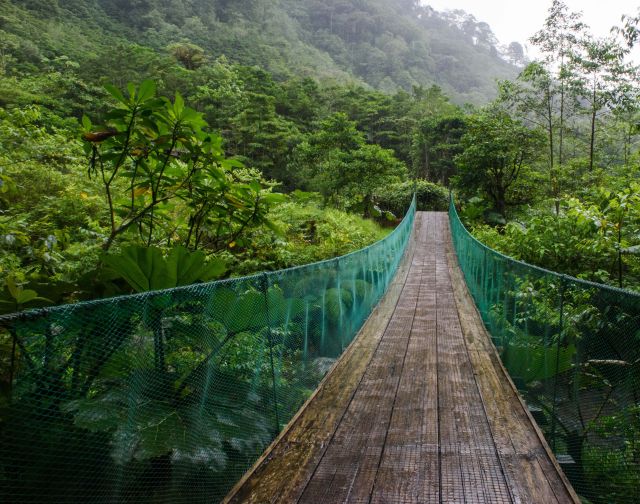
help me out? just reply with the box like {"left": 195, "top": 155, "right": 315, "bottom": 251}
{"left": 1, "top": 0, "right": 638, "bottom": 339}
{"left": 0, "top": 0, "right": 462, "bottom": 310}
{"left": 455, "top": 3, "right": 640, "bottom": 293}
{"left": 0, "top": 0, "right": 519, "bottom": 104}
{"left": 450, "top": 4, "right": 640, "bottom": 502}
{"left": 1, "top": 0, "right": 640, "bottom": 502}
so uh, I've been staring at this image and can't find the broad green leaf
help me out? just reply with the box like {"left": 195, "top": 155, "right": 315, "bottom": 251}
{"left": 6, "top": 277, "right": 19, "bottom": 299}
{"left": 324, "top": 288, "right": 354, "bottom": 324}
{"left": 138, "top": 80, "right": 156, "bottom": 103}
{"left": 262, "top": 193, "right": 287, "bottom": 204}
{"left": 104, "top": 246, "right": 226, "bottom": 293}
{"left": 201, "top": 257, "right": 227, "bottom": 281}
{"left": 16, "top": 290, "right": 39, "bottom": 304}
{"left": 207, "top": 288, "right": 237, "bottom": 322}
{"left": 127, "top": 82, "right": 136, "bottom": 101}
{"left": 504, "top": 343, "right": 576, "bottom": 383}
{"left": 221, "top": 158, "right": 245, "bottom": 170}
{"left": 174, "top": 92, "right": 184, "bottom": 116}
{"left": 221, "top": 290, "right": 267, "bottom": 333}
{"left": 104, "top": 84, "right": 127, "bottom": 104}
{"left": 103, "top": 247, "right": 153, "bottom": 291}
{"left": 264, "top": 218, "right": 284, "bottom": 236}
{"left": 267, "top": 286, "right": 305, "bottom": 326}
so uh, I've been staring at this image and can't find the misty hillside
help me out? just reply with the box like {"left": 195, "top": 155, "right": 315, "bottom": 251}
{"left": 2, "top": 0, "right": 520, "bottom": 103}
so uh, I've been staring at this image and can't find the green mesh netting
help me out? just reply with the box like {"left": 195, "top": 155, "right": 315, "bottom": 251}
{"left": 0, "top": 197, "right": 415, "bottom": 503}
{"left": 450, "top": 197, "right": 640, "bottom": 504}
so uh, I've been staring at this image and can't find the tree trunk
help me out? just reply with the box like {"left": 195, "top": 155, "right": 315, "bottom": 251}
{"left": 496, "top": 186, "right": 506, "bottom": 219}
{"left": 589, "top": 83, "right": 597, "bottom": 172}
{"left": 559, "top": 54, "right": 565, "bottom": 168}
{"left": 424, "top": 147, "right": 430, "bottom": 181}
{"left": 546, "top": 87, "right": 559, "bottom": 215}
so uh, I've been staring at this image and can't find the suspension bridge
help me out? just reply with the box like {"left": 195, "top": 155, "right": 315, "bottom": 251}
{"left": 225, "top": 212, "right": 577, "bottom": 504}
{"left": 1, "top": 199, "right": 637, "bottom": 503}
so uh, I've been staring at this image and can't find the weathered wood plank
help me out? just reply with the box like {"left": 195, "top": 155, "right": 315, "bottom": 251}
{"left": 369, "top": 213, "right": 436, "bottom": 504}
{"left": 224, "top": 216, "right": 421, "bottom": 504}
{"left": 445, "top": 216, "right": 580, "bottom": 504}
{"left": 299, "top": 218, "right": 427, "bottom": 504}
{"left": 225, "top": 212, "right": 579, "bottom": 504}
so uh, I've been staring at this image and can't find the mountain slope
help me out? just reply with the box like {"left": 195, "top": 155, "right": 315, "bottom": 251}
{"left": 2, "top": 0, "right": 517, "bottom": 104}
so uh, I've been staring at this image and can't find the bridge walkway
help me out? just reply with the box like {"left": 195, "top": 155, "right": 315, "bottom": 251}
{"left": 225, "top": 212, "right": 579, "bottom": 504}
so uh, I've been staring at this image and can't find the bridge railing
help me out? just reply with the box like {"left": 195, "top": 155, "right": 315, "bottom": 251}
{"left": 0, "top": 196, "right": 415, "bottom": 504}
{"left": 449, "top": 196, "right": 640, "bottom": 504}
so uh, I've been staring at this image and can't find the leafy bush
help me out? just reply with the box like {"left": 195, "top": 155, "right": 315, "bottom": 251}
{"left": 469, "top": 193, "right": 640, "bottom": 289}
{"left": 222, "top": 194, "right": 390, "bottom": 275}
{"left": 375, "top": 180, "right": 449, "bottom": 216}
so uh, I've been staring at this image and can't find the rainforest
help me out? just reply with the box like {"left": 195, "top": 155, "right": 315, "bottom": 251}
{"left": 1, "top": 1, "right": 640, "bottom": 503}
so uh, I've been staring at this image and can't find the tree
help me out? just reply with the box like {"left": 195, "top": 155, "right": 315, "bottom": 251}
{"left": 167, "top": 42, "right": 206, "bottom": 70}
{"left": 295, "top": 112, "right": 406, "bottom": 216}
{"left": 506, "top": 42, "right": 526, "bottom": 66}
{"left": 618, "top": 7, "right": 640, "bottom": 49}
{"left": 530, "top": 1, "right": 586, "bottom": 170}
{"left": 498, "top": 62, "right": 569, "bottom": 213}
{"left": 454, "top": 110, "right": 543, "bottom": 218}
{"left": 347, "top": 143, "right": 407, "bottom": 216}
{"left": 411, "top": 114, "right": 466, "bottom": 185}
{"left": 82, "top": 81, "right": 275, "bottom": 251}
{"left": 97, "top": 0, "right": 153, "bottom": 29}
{"left": 228, "top": 91, "right": 301, "bottom": 185}
{"left": 571, "top": 35, "right": 636, "bottom": 172}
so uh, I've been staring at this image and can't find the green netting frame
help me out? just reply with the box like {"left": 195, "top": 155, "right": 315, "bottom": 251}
{"left": 0, "top": 196, "right": 415, "bottom": 503}
{"left": 450, "top": 196, "right": 640, "bottom": 504}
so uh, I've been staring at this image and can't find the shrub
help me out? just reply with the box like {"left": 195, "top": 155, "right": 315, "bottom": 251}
{"left": 375, "top": 180, "right": 449, "bottom": 216}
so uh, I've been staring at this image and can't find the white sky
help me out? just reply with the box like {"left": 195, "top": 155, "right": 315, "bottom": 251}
{"left": 424, "top": 0, "right": 640, "bottom": 63}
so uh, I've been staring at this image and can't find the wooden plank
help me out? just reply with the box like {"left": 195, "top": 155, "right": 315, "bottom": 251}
{"left": 299, "top": 217, "right": 428, "bottom": 503}
{"left": 431, "top": 212, "right": 513, "bottom": 504}
{"left": 226, "top": 212, "right": 579, "bottom": 504}
{"left": 445, "top": 216, "right": 580, "bottom": 504}
{"left": 369, "top": 213, "right": 437, "bottom": 504}
{"left": 223, "top": 216, "right": 421, "bottom": 504}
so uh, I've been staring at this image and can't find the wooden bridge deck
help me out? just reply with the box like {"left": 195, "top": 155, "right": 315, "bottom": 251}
{"left": 225, "top": 212, "right": 579, "bottom": 504}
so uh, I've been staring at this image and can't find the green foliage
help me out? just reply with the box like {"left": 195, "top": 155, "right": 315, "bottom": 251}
{"left": 103, "top": 245, "right": 226, "bottom": 292}
{"left": 83, "top": 81, "right": 276, "bottom": 252}
{"left": 167, "top": 42, "right": 206, "bottom": 70}
{"left": 295, "top": 112, "right": 406, "bottom": 215}
{"left": 2, "top": 0, "right": 519, "bottom": 105}
{"left": 454, "top": 109, "right": 544, "bottom": 218}
{"left": 0, "top": 276, "right": 51, "bottom": 312}
{"left": 469, "top": 185, "right": 640, "bottom": 289}
{"left": 503, "top": 338, "right": 576, "bottom": 383}
{"left": 412, "top": 114, "right": 466, "bottom": 184}
{"left": 0, "top": 193, "right": 415, "bottom": 502}
{"left": 224, "top": 196, "right": 390, "bottom": 274}
{"left": 584, "top": 405, "right": 640, "bottom": 504}
{"left": 450, "top": 197, "right": 640, "bottom": 503}
{"left": 375, "top": 180, "right": 449, "bottom": 216}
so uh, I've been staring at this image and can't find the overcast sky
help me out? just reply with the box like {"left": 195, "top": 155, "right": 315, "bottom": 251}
{"left": 424, "top": 0, "right": 639, "bottom": 62}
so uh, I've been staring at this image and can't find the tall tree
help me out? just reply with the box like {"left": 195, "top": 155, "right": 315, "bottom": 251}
{"left": 497, "top": 62, "right": 571, "bottom": 213}
{"left": 412, "top": 115, "right": 466, "bottom": 185}
{"left": 295, "top": 112, "right": 406, "bottom": 215}
{"left": 530, "top": 1, "right": 585, "bottom": 170}
{"left": 571, "top": 35, "right": 636, "bottom": 171}
{"left": 455, "top": 110, "right": 543, "bottom": 218}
